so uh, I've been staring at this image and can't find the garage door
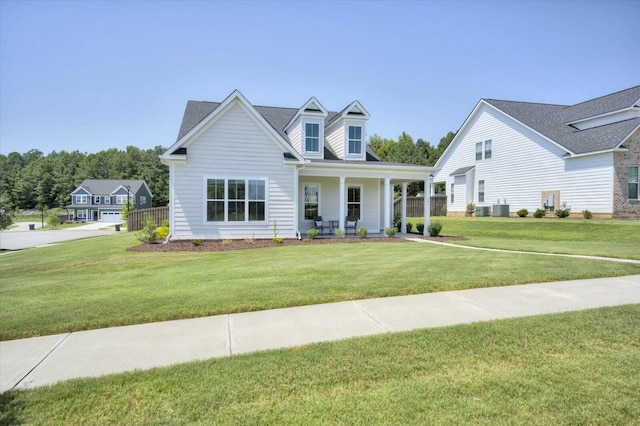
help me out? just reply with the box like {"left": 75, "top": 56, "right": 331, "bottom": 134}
{"left": 100, "top": 211, "right": 122, "bottom": 222}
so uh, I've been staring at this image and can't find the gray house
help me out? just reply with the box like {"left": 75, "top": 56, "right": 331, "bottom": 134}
{"left": 66, "top": 179, "right": 153, "bottom": 222}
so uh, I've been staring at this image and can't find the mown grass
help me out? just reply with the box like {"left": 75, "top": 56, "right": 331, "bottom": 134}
{"left": 1, "top": 232, "right": 639, "bottom": 340}
{"left": 410, "top": 216, "right": 640, "bottom": 259}
{"left": 2, "top": 305, "right": 638, "bottom": 425}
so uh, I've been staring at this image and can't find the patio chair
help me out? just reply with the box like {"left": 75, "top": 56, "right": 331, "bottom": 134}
{"left": 314, "top": 216, "right": 331, "bottom": 235}
{"left": 345, "top": 216, "right": 358, "bottom": 234}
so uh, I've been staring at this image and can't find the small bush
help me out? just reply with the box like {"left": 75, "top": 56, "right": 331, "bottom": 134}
{"left": 427, "top": 221, "right": 443, "bottom": 237}
{"left": 245, "top": 237, "right": 254, "bottom": 245}
{"left": 555, "top": 209, "right": 570, "bottom": 218}
{"left": 582, "top": 210, "right": 593, "bottom": 219}
{"left": 155, "top": 226, "right": 170, "bottom": 240}
{"left": 356, "top": 227, "right": 368, "bottom": 238}
{"left": 466, "top": 203, "right": 476, "bottom": 215}
{"left": 192, "top": 239, "right": 203, "bottom": 246}
{"left": 136, "top": 215, "right": 158, "bottom": 243}
{"left": 534, "top": 209, "right": 546, "bottom": 218}
{"left": 160, "top": 219, "right": 170, "bottom": 227}
{"left": 441, "top": 205, "right": 447, "bottom": 216}
{"left": 416, "top": 223, "right": 425, "bottom": 234}
{"left": 517, "top": 209, "right": 528, "bottom": 218}
{"left": 406, "top": 222, "right": 413, "bottom": 233}
{"left": 306, "top": 228, "right": 319, "bottom": 239}
{"left": 384, "top": 227, "right": 397, "bottom": 237}
{"left": 272, "top": 237, "right": 285, "bottom": 244}
{"left": 334, "top": 228, "right": 345, "bottom": 238}
{"left": 222, "top": 239, "right": 232, "bottom": 246}
{"left": 46, "top": 211, "right": 61, "bottom": 229}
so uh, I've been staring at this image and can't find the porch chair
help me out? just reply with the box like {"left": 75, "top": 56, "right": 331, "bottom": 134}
{"left": 314, "top": 216, "right": 331, "bottom": 235}
{"left": 345, "top": 216, "right": 358, "bottom": 234}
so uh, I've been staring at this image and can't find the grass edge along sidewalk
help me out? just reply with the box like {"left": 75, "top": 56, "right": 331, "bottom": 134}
{"left": 1, "top": 305, "right": 638, "bottom": 425}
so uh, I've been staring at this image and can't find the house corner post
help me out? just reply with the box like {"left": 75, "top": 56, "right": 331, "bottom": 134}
{"left": 401, "top": 183, "right": 407, "bottom": 233}
{"left": 339, "top": 176, "right": 346, "bottom": 230}
{"left": 424, "top": 175, "right": 433, "bottom": 236}
{"left": 384, "top": 177, "right": 392, "bottom": 231}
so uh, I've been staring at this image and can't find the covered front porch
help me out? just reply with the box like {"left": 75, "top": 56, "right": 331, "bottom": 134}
{"left": 296, "top": 161, "right": 437, "bottom": 236}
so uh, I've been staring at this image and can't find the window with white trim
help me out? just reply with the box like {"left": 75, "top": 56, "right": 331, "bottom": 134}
{"left": 206, "top": 178, "right": 266, "bottom": 222}
{"left": 94, "top": 196, "right": 101, "bottom": 204}
{"left": 76, "top": 195, "right": 87, "bottom": 204}
{"left": 305, "top": 122, "right": 320, "bottom": 153}
{"left": 104, "top": 196, "right": 110, "bottom": 204}
{"left": 484, "top": 140, "right": 492, "bottom": 159}
{"left": 478, "top": 180, "right": 485, "bottom": 203}
{"left": 348, "top": 126, "right": 362, "bottom": 155}
{"left": 451, "top": 183, "right": 454, "bottom": 203}
{"left": 629, "top": 166, "right": 639, "bottom": 200}
{"left": 140, "top": 196, "right": 147, "bottom": 205}
{"left": 475, "top": 142, "right": 482, "bottom": 161}
{"left": 116, "top": 195, "right": 128, "bottom": 205}
{"left": 304, "top": 184, "right": 319, "bottom": 220}
{"left": 77, "top": 209, "right": 87, "bottom": 219}
{"left": 347, "top": 186, "right": 361, "bottom": 219}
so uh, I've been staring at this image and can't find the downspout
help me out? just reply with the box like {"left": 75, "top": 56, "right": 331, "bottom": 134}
{"left": 293, "top": 161, "right": 306, "bottom": 240}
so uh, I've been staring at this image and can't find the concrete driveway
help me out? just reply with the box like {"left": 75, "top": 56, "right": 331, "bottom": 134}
{"left": 0, "top": 222, "right": 121, "bottom": 251}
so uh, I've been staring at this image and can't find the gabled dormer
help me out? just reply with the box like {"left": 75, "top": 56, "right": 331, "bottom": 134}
{"left": 567, "top": 106, "right": 640, "bottom": 130}
{"left": 325, "top": 101, "right": 370, "bottom": 161}
{"left": 284, "top": 97, "right": 328, "bottom": 159}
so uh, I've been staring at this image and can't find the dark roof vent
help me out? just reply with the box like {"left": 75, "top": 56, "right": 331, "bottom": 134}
{"left": 172, "top": 148, "right": 187, "bottom": 155}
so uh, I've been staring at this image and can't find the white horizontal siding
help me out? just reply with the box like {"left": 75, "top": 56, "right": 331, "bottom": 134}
{"left": 325, "top": 121, "right": 345, "bottom": 159}
{"left": 435, "top": 104, "right": 615, "bottom": 214}
{"left": 288, "top": 118, "right": 302, "bottom": 154}
{"left": 172, "top": 101, "right": 296, "bottom": 239}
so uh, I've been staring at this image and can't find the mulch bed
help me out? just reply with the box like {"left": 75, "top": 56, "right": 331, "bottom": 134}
{"left": 128, "top": 235, "right": 466, "bottom": 252}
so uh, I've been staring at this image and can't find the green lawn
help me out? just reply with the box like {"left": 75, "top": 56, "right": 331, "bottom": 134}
{"left": 1, "top": 232, "right": 639, "bottom": 340}
{"left": 2, "top": 305, "right": 638, "bottom": 425}
{"left": 411, "top": 216, "right": 640, "bottom": 259}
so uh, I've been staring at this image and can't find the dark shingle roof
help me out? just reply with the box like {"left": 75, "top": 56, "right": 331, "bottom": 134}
{"left": 76, "top": 179, "right": 147, "bottom": 195}
{"left": 450, "top": 166, "right": 475, "bottom": 176}
{"left": 485, "top": 86, "right": 640, "bottom": 155}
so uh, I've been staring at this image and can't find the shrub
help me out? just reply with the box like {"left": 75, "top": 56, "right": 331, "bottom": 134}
{"left": 46, "top": 211, "right": 61, "bottom": 229}
{"left": 466, "top": 203, "right": 476, "bottom": 215}
{"left": 555, "top": 209, "right": 570, "bottom": 218}
{"left": 160, "top": 219, "right": 170, "bottom": 227}
{"left": 272, "top": 237, "right": 284, "bottom": 244}
{"left": 534, "top": 209, "right": 546, "bottom": 218}
{"left": 517, "top": 208, "right": 528, "bottom": 218}
{"left": 222, "top": 239, "right": 232, "bottom": 246}
{"left": 582, "top": 210, "right": 593, "bottom": 219}
{"left": 416, "top": 223, "right": 425, "bottom": 234}
{"left": 155, "top": 226, "right": 170, "bottom": 240}
{"left": 427, "top": 221, "right": 443, "bottom": 237}
{"left": 406, "top": 222, "right": 413, "bottom": 233}
{"left": 136, "top": 215, "right": 158, "bottom": 243}
{"left": 441, "top": 205, "right": 447, "bottom": 216}
{"left": 384, "top": 227, "right": 397, "bottom": 237}
{"left": 192, "top": 239, "right": 203, "bottom": 246}
{"left": 356, "top": 227, "right": 368, "bottom": 238}
{"left": 334, "top": 228, "right": 345, "bottom": 238}
{"left": 306, "top": 228, "right": 319, "bottom": 239}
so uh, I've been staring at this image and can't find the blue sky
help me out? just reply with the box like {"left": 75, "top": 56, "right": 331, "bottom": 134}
{"left": 1, "top": 0, "right": 638, "bottom": 155}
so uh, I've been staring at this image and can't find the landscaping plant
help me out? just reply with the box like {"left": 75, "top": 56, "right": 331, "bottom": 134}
{"left": 384, "top": 227, "right": 397, "bottom": 237}
{"left": 334, "top": 228, "right": 345, "bottom": 238}
{"left": 356, "top": 227, "right": 368, "bottom": 238}
{"left": 136, "top": 215, "right": 158, "bottom": 243}
{"left": 555, "top": 208, "right": 570, "bottom": 218}
{"left": 416, "top": 223, "right": 424, "bottom": 234}
{"left": 306, "top": 228, "right": 319, "bottom": 239}
{"left": 427, "top": 220, "right": 443, "bottom": 237}
{"left": 517, "top": 208, "right": 528, "bottom": 217}
{"left": 533, "top": 208, "right": 546, "bottom": 218}
{"left": 582, "top": 210, "right": 593, "bottom": 219}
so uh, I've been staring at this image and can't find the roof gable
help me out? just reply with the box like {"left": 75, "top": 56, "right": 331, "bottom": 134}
{"left": 73, "top": 179, "right": 149, "bottom": 196}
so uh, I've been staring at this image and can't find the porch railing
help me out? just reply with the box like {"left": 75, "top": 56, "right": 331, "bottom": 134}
{"left": 393, "top": 195, "right": 447, "bottom": 218}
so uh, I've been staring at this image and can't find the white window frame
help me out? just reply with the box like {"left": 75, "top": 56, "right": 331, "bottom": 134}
{"left": 346, "top": 185, "right": 363, "bottom": 220}
{"left": 104, "top": 196, "right": 111, "bottom": 204}
{"left": 475, "top": 142, "right": 483, "bottom": 161}
{"left": 204, "top": 177, "right": 268, "bottom": 223}
{"left": 450, "top": 183, "right": 454, "bottom": 204}
{"left": 629, "top": 166, "right": 639, "bottom": 200}
{"left": 347, "top": 125, "right": 363, "bottom": 155}
{"left": 76, "top": 195, "right": 87, "bottom": 204}
{"left": 76, "top": 209, "right": 87, "bottom": 219}
{"left": 94, "top": 196, "right": 101, "bottom": 204}
{"left": 304, "top": 183, "right": 321, "bottom": 220}
{"left": 140, "top": 196, "right": 147, "bottom": 205}
{"left": 302, "top": 120, "right": 323, "bottom": 158}
{"left": 484, "top": 140, "right": 492, "bottom": 160}
{"left": 478, "top": 180, "right": 485, "bottom": 203}
{"left": 115, "top": 195, "right": 128, "bottom": 205}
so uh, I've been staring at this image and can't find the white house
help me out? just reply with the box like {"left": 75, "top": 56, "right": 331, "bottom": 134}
{"left": 434, "top": 85, "right": 640, "bottom": 218}
{"left": 160, "top": 90, "right": 437, "bottom": 240}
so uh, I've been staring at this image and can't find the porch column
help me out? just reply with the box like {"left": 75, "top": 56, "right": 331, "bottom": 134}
{"left": 401, "top": 183, "right": 407, "bottom": 233}
{"left": 339, "top": 176, "right": 346, "bottom": 230}
{"left": 384, "top": 177, "right": 392, "bottom": 231}
{"left": 424, "top": 175, "right": 433, "bottom": 236}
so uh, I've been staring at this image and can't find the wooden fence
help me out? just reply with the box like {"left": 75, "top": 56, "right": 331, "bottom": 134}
{"left": 393, "top": 195, "right": 447, "bottom": 218}
{"left": 128, "top": 206, "right": 169, "bottom": 231}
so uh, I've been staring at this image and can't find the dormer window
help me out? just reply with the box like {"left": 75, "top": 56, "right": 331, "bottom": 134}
{"left": 305, "top": 122, "right": 320, "bottom": 153}
{"left": 348, "top": 126, "right": 362, "bottom": 155}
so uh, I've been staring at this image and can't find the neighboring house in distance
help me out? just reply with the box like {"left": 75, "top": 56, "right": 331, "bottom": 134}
{"left": 67, "top": 179, "right": 153, "bottom": 222}
{"left": 160, "top": 90, "right": 437, "bottom": 240}
{"left": 434, "top": 85, "right": 640, "bottom": 218}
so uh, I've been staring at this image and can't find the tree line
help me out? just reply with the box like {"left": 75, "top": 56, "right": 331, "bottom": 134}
{"left": 0, "top": 130, "right": 454, "bottom": 214}
{"left": 0, "top": 146, "right": 169, "bottom": 212}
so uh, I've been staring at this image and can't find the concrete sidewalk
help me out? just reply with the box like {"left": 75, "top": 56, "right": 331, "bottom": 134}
{"left": 1, "top": 275, "right": 639, "bottom": 392}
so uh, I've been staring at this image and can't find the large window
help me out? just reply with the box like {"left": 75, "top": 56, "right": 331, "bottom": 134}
{"left": 76, "top": 195, "right": 87, "bottom": 204}
{"left": 206, "top": 178, "right": 266, "bottom": 222}
{"left": 347, "top": 186, "right": 361, "bottom": 219}
{"left": 116, "top": 195, "right": 128, "bottom": 205}
{"left": 348, "top": 126, "right": 362, "bottom": 155}
{"left": 304, "top": 184, "right": 319, "bottom": 220}
{"left": 478, "top": 180, "right": 485, "bottom": 203}
{"left": 630, "top": 166, "right": 639, "bottom": 200}
{"left": 305, "top": 122, "right": 320, "bottom": 153}
{"left": 476, "top": 140, "right": 492, "bottom": 160}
